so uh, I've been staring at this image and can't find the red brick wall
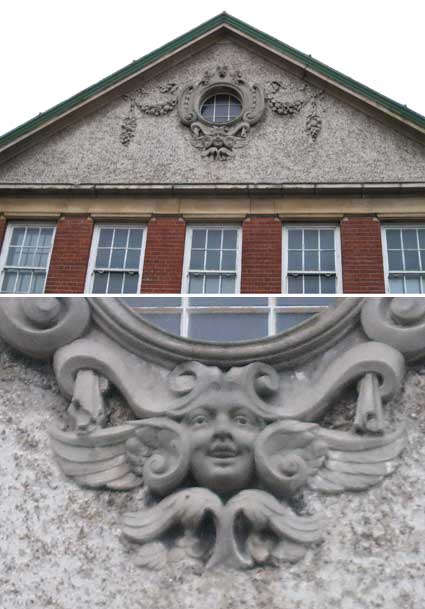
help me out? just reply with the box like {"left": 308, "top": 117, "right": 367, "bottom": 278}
{"left": 0, "top": 217, "right": 7, "bottom": 252}
{"left": 340, "top": 216, "right": 385, "bottom": 293}
{"left": 241, "top": 216, "right": 282, "bottom": 293}
{"left": 141, "top": 217, "right": 186, "bottom": 293}
{"left": 45, "top": 216, "right": 94, "bottom": 293}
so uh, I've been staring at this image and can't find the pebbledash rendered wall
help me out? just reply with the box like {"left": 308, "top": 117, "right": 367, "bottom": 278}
{"left": 0, "top": 296, "right": 424, "bottom": 609}
{"left": 0, "top": 23, "right": 424, "bottom": 294}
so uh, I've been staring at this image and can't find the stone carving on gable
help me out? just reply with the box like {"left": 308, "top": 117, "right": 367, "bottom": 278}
{"left": 0, "top": 297, "right": 422, "bottom": 571}
{"left": 265, "top": 81, "right": 324, "bottom": 141}
{"left": 177, "top": 66, "right": 265, "bottom": 161}
{"left": 120, "top": 84, "right": 179, "bottom": 146}
{"left": 119, "top": 69, "right": 327, "bottom": 157}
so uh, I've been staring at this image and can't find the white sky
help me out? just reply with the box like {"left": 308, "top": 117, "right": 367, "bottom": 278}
{"left": 1, "top": 0, "right": 424, "bottom": 137}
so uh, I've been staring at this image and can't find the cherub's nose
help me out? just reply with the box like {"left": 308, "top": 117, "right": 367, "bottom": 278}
{"left": 213, "top": 415, "right": 232, "bottom": 440}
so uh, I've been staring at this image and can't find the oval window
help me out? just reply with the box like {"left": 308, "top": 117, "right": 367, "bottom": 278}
{"left": 201, "top": 94, "right": 242, "bottom": 123}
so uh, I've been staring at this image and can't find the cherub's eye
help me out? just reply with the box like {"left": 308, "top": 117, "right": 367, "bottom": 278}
{"left": 190, "top": 414, "right": 209, "bottom": 426}
{"left": 234, "top": 415, "right": 249, "bottom": 426}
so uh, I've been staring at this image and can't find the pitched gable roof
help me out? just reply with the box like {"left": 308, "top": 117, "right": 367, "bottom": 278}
{"left": 1, "top": 11, "right": 424, "bottom": 161}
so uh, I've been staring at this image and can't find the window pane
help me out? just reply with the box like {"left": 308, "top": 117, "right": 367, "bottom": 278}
{"left": 288, "top": 251, "right": 302, "bottom": 271}
{"left": 389, "top": 277, "right": 404, "bottom": 293}
{"left": 276, "top": 313, "right": 313, "bottom": 333}
{"left": 123, "top": 273, "right": 139, "bottom": 293}
{"left": 108, "top": 273, "right": 124, "bottom": 293}
{"left": 320, "top": 251, "right": 335, "bottom": 272}
{"left": 110, "top": 248, "right": 126, "bottom": 268}
{"left": 222, "top": 230, "right": 237, "bottom": 249}
{"left": 205, "top": 251, "right": 220, "bottom": 270}
{"left": 10, "top": 227, "right": 25, "bottom": 246}
{"left": 140, "top": 314, "right": 181, "bottom": 335}
{"left": 205, "top": 275, "right": 220, "bottom": 293}
{"left": 189, "top": 275, "right": 204, "bottom": 293}
{"left": 304, "top": 251, "right": 319, "bottom": 271}
{"left": 92, "top": 273, "right": 108, "bottom": 293}
{"left": 33, "top": 251, "right": 48, "bottom": 268}
{"left": 288, "top": 230, "right": 302, "bottom": 249}
{"left": 20, "top": 248, "right": 35, "bottom": 267}
{"left": 276, "top": 297, "right": 337, "bottom": 306}
{"left": 207, "top": 230, "right": 221, "bottom": 249}
{"left": 2, "top": 271, "right": 17, "bottom": 292}
{"left": 128, "top": 229, "right": 143, "bottom": 249}
{"left": 125, "top": 249, "right": 141, "bottom": 270}
{"left": 320, "top": 230, "right": 334, "bottom": 249}
{"left": 189, "top": 314, "right": 268, "bottom": 342}
{"left": 25, "top": 228, "right": 39, "bottom": 247}
{"left": 320, "top": 276, "right": 336, "bottom": 294}
{"left": 387, "top": 250, "right": 403, "bottom": 271}
{"left": 16, "top": 271, "right": 32, "bottom": 293}
{"left": 190, "top": 250, "right": 205, "bottom": 270}
{"left": 39, "top": 228, "right": 54, "bottom": 247}
{"left": 96, "top": 248, "right": 110, "bottom": 268}
{"left": 192, "top": 230, "right": 206, "bottom": 249}
{"left": 30, "top": 272, "right": 46, "bottom": 293}
{"left": 221, "top": 275, "right": 236, "bottom": 293}
{"left": 304, "top": 230, "right": 318, "bottom": 249}
{"left": 221, "top": 251, "right": 236, "bottom": 271}
{"left": 405, "top": 276, "right": 421, "bottom": 294}
{"left": 98, "top": 228, "right": 114, "bottom": 247}
{"left": 386, "top": 229, "right": 401, "bottom": 249}
{"left": 288, "top": 276, "right": 303, "bottom": 293}
{"left": 6, "top": 246, "right": 20, "bottom": 266}
{"left": 402, "top": 230, "right": 417, "bottom": 249}
{"left": 304, "top": 275, "right": 320, "bottom": 293}
{"left": 113, "top": 229, "right": 128, "bottom": 248}
{"left": 404, "top": 250, "right": 420, "bottom": 270}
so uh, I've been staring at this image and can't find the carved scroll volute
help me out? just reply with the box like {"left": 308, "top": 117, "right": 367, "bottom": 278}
{"left": 126, "top": 418, "right": 190, "bottom": 497}
{"left": 361, "top": 297, "right": 425, "bottom": 361}
{"left": 227, "top": 362, "right": 281, "bottom": 419}
{"left": 0, "top": 297, "right": 91, "bottom": 358}
{"left": 167, "top": 361, "right": 222, "bottom": 413}
{"left": 255, "top": 420, "right": 327, "bottom": 497}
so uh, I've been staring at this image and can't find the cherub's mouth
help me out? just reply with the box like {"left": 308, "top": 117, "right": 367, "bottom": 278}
{"left": 209, "top": 443, "right": 238, "bottom": 458}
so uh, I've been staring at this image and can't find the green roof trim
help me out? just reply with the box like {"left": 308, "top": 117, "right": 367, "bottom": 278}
{"left": 1, "top": 12, "right": 424, "bottom": 149}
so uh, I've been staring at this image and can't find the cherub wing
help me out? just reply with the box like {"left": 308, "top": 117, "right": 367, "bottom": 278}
{"left": 49, "top": 423, "right": 143, "bottom": 490}
{"left": 255, "top": 420, "right": 406, "bottom": 497}
{"left": 309, "top": 424, "right": 406, "bottom": 494}
{"left": 49, "top": 417, "right": 190, "bottom": 494}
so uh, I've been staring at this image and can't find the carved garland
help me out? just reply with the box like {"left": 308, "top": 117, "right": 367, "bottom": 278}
{"left": 119, "top": 67, "right": 326, "bottom": 159}
{"left": 0, "top": 297, "right": 421, "bottom": 571}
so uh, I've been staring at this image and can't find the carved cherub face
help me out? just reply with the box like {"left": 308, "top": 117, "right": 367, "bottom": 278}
{"left": 182, "top": 388, "right": 264, "bottom": 495}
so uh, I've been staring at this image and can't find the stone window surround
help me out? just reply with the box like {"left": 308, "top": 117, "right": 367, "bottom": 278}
{"left": 85, "top": 223, "right": 147, "bottom": 294}
{"left": 0, "top": 220, "right": 56, "bottom": 294}
{"left": 282, "top": 223, "right": 342, "bottom": 294}
{"left": 381, "top": 223, "right": 425, "bottom": 294}
{"left": 181, "top": 223, "right": 243, "bottom": 294}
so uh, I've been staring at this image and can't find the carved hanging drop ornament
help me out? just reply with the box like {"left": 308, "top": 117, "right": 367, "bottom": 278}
{"left": 0, "top": 297, "right": 418, "bottom": 571}
{"left": 177, "top": 66, "right": 265, "bottom": 161}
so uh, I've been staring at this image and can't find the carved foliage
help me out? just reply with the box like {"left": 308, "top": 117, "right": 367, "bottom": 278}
{"left": 266, "top": 81, "right": 324, "bottom": 141}
{"left": 120, "top": 84, "right": 179, "bottom": 146}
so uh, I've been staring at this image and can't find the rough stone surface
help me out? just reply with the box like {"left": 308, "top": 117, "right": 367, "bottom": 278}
{"left": 0, "top": 40, "right": 424, "bottom": 183}
{"left": 1, "top": 338, "right": 424, "bottom": 609}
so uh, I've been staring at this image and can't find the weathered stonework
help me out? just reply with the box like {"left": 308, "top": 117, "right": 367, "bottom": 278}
{"left": 0, "top": 41, "right": 424, "bottom": 183}
{"left": 0, "top": 297, "right": 424, "bottom": 607}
